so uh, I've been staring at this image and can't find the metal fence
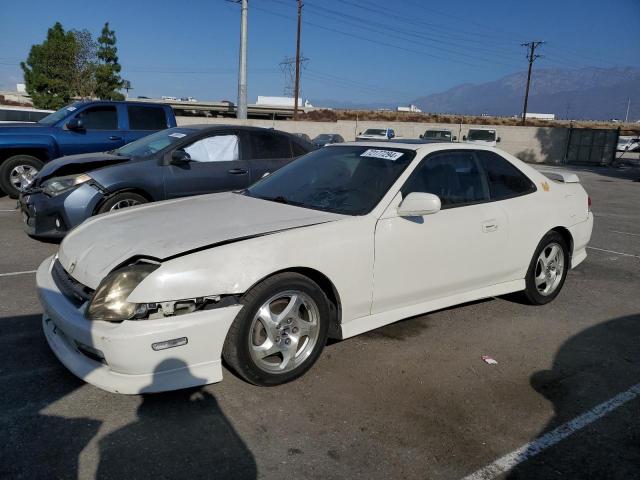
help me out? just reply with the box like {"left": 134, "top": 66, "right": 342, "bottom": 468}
{"left": 564, "top": 127, "right": 618, "bottom": 165}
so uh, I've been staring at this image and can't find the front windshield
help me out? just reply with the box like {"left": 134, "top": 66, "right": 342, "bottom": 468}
{"left": 424, "top": 130, "right": 452, "bottom": 140}
{"left": 467, "top": 129, "right": 496, "bottom": 141}
{"left": 245, "top": 145, "right": 415, "bottom": 215}
{"left": 115, "top": 128, "right": 195, "bottom": 157}
{"left": 363, "top": 129, "right": 386, "bottom": 136}
{"left": 37, "top": 102, "right": 81, "bottom": 125}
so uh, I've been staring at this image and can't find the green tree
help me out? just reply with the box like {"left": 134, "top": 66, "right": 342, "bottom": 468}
{"left": 95, "top": 22, "right": 125, "bottom": 100}
{"left": 21, "top": 22, "right": 78, "bottom": 109}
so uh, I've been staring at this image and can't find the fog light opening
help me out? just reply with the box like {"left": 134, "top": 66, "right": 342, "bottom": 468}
{"left": 152, "top": 337, "right": 188, "bottom": 351}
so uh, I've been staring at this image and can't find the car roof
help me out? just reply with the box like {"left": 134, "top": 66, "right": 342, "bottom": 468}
{"left": 333, "top": 140, "right": 501, "bottom": 154}
{"left": 171, "top": 124, "right": 300, "bottom": 136}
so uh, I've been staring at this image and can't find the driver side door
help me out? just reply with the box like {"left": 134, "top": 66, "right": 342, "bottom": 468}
{"left": 56, "top": 105, "right": 125, "bottom": 155}
{"left": 163, "top": 131, "right": 251, "bottom": 198}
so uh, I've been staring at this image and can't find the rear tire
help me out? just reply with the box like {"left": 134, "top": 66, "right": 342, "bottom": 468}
{"left": 223, "top": 272, "right": 330, "bottom": 386}
{"left": 0, "top": 155, "right": 44, "bottom": 198}
{"left": 97, "top": 192, "right": 148, "bottom": 214}
{"left": 523, "top": 231, "right": 569, "bottom": 305}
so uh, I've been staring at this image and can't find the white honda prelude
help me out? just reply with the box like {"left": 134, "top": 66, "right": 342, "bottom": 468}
{"left": 38, "top": 142, "right": 593, "bottom": 394}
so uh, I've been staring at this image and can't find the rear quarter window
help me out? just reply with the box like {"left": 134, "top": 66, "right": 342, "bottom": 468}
{"left": 476, "top": 150, "right": 536, "bottom": 200}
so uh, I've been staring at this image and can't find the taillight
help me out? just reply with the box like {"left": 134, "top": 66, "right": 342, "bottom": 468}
{"left": 588, "top": 196, "right": 592, "bottom": 212}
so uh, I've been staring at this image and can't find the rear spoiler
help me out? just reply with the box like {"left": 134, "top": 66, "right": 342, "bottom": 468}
{"left": 539, "top": 170, "right": 580, "bottom": 183}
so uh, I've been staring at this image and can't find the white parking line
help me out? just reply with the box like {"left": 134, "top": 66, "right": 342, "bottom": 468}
{"left": 611, "top": 230, "right": 640, "bottom": 237}
{"left": 0, "top": 270, "right": 37, "bottom": 277}
{"left": 587, "top": 246, "right": 640, "bottom": 259}
{"left": 462, "top": 382, "right": 640, "bottom": 480}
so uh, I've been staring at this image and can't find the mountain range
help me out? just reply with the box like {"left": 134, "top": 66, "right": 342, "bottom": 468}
{"left": 312, "top": 67, "right": 640, "bottom": 121}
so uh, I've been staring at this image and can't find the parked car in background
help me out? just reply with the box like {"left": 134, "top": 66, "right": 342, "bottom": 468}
{"left": 0, "top": 101, "right": 177, "bottom": 197}
{"left": 293, "top": 133, "right": 312, "bottom": 143}
{"left": 0, "top": 105, "right": 53, "bottom": 123}
{"left": 312, "top": 133, "right": 345, "bottom": 147}
{"left": 617, "top": 136, "right": 640, "bottom": 152}
{"left": 463, "top": 128, "right": 500, "bottom": 147}
{"left": 37, "top": 142, "right": 592, "bottom": 393}
{"left": 20, "top": 125, "right": 314, "bottom": 240}
{"left": 356, "top": 128, "right": 395, "bottom": 141}
{"left": 420, "top": 129, "right": 457, "bottom": 142}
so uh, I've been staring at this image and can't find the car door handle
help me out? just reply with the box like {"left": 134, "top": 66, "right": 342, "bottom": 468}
{"left": 482, "top": 220, "right": 498, "bottom": 233}
{"left": 109, "top": 136, "right": 122, "bottom": 141}
{"left": 228, "top": 168, "right": 248, "bottom": 175}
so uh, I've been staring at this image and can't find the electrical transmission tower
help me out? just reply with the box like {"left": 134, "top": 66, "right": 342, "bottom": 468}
{"left": 521, "top": 41, "right": 544, "bottom": 125}
{"left": 279, "top": 55, "right": 308, "bottom": 98}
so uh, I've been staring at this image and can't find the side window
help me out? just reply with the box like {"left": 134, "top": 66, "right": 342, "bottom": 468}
{"left": 127, "top": 106, "right": 167, "bottom": 130}
{"left": 78, "top": 106, "right": 117, "bottom": 130}
{"left": 291, "top": 139, "right": 308, "bottom": 157}
{"left": 183, "top": 135, "right": 239, "bottom": 162}
{"left": 249, "top": 133, "right": 293, "bottom": 159}
{"left": 402, "top": 151, "right": 489, "bottom": 208}
{"left": 476, "top": 151, "right": 536, "bottom": 200}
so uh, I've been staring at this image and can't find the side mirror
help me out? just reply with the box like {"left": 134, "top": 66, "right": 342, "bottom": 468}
{"left": 419, "top": 134, "right": 423, "bottom": 138}
{"left": 66, "top": 117, "right": 83, "bottom": 131}
{"left": 462, "top": 135, "right": 467, "bottom": 141}
{"left": 496, "top": 137, "right": 501, "bottom": 143}
{"left": 397, "top": 192, "right": 441, "bottom": 217}
{"left": 358, "top": 132, "right": 362, "bottom": 135}
{"left": 171, "top": 149, "right": 191, "bottom": 164}
{"left": 452, "top": 135, "right": 457, "bottom": 141}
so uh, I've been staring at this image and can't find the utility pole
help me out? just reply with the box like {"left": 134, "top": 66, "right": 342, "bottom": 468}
{"left": 237, "top": 0, "right": 248, "bottom": 120}
{"left": 625, "top": 97, "right": 631, "bottom": 123}
{"left": 293, "top": 0, "right": 303, "bottom": 120}
{"left": 520, "top": 41, "right": 544, "bottom": 126}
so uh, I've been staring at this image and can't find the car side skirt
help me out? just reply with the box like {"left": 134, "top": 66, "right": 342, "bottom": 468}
{"left": 340, "top": 279, "right": 525, "bottom": 339}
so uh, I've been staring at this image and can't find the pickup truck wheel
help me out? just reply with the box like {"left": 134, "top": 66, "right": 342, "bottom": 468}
{"left": 0, "top": 155, "right": 43, "bottom": 198}
{"left": 223, "top": 272, "right": 330, "bottom": 386}
{"left": 97, "top": 193, "right": 148, "bottom": 214}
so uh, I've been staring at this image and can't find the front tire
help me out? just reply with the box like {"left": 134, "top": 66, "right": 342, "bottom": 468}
{"left": 223, "top": 272, "right": 330, "bottom": 386}
{"left": 523, "top": 231, "right": 569, "bottom": 305}
{"left": 97, "top": 192, "right": 148, "bottom": 214}
{"left": 0, "top": 155, "right": 44, "bottom": 198}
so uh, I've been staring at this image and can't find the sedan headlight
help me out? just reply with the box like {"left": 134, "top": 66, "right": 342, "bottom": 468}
{"left": 86, "top": 264, "right": 159, "bottom": 321}
{"left": 42, "top": 173, "right": 91, "bottom": 196}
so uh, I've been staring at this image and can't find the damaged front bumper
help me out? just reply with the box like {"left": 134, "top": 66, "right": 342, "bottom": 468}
{"left": 20, "top": 184, "right": 104, "bottom": 239}
{"left": 37, "top": 256, "right": 242, "bottom": 394}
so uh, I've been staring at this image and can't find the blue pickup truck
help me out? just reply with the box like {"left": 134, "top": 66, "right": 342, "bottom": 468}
{"left": 0, "top": 100, "right": 176, "bottom": 197}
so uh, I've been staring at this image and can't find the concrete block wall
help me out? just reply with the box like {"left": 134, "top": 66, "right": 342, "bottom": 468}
{"left": 176, "top": 116, "right": 569, "bottom": 164}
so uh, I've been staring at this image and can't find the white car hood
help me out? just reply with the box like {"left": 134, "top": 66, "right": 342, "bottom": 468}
{"left": 58, "top": 192, "right": 346, "bottom": 288}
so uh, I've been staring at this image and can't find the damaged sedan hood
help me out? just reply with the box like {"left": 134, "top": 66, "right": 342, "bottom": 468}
{"left": 36, "top": 152, "right": 130, "bottom": 184}
{"left": 58, "top": 192, "right": 346, "bottom": 288}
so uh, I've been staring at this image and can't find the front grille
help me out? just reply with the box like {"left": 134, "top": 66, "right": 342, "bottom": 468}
{"left": 52, "top": 259, "right": 94, "bottom": 306}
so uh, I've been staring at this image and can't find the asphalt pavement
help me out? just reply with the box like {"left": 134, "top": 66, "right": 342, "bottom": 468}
{"left": 0, "top": 164, "right": 638, "bottom": 480}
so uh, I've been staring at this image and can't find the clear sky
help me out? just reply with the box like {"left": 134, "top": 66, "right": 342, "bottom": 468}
{"left": 0, "top": 0, "right": 638, "bottom": 104}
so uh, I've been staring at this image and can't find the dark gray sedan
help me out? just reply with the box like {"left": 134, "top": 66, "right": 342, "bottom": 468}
{"left": 19, "top": 125, "right": 315, "bottom": 240}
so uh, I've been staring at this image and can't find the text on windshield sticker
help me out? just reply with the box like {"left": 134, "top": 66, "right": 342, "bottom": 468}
{"left": 360, "top": 149, "right": 404, "bottom": 161}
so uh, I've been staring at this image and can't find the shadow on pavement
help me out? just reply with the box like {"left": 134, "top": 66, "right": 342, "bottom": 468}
{"left": 507, "top": 314, "right": 640, "bottom": 479}
{"left": 96, "top": 359, "right": 257, "bottom": 480}
{"left": 0, "top": 314, "right": 257, "bottom": 479}
{"left": 0, "top": 314, "right": 99, "bottom": 479}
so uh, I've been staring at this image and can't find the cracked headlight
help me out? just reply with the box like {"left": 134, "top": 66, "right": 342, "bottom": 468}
{"left": 86, "top": 264, "right": 159, "bottom": 321}
{"left": 42, "top": 173, "right": 91, "bottom": 196}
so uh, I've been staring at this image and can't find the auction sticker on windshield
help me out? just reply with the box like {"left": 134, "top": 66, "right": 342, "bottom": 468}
{"left": 360, "top": 149, "right": 404, "bottom": 161}
{"left": 169, "top": 133, "right": 186, "bottom": 138}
